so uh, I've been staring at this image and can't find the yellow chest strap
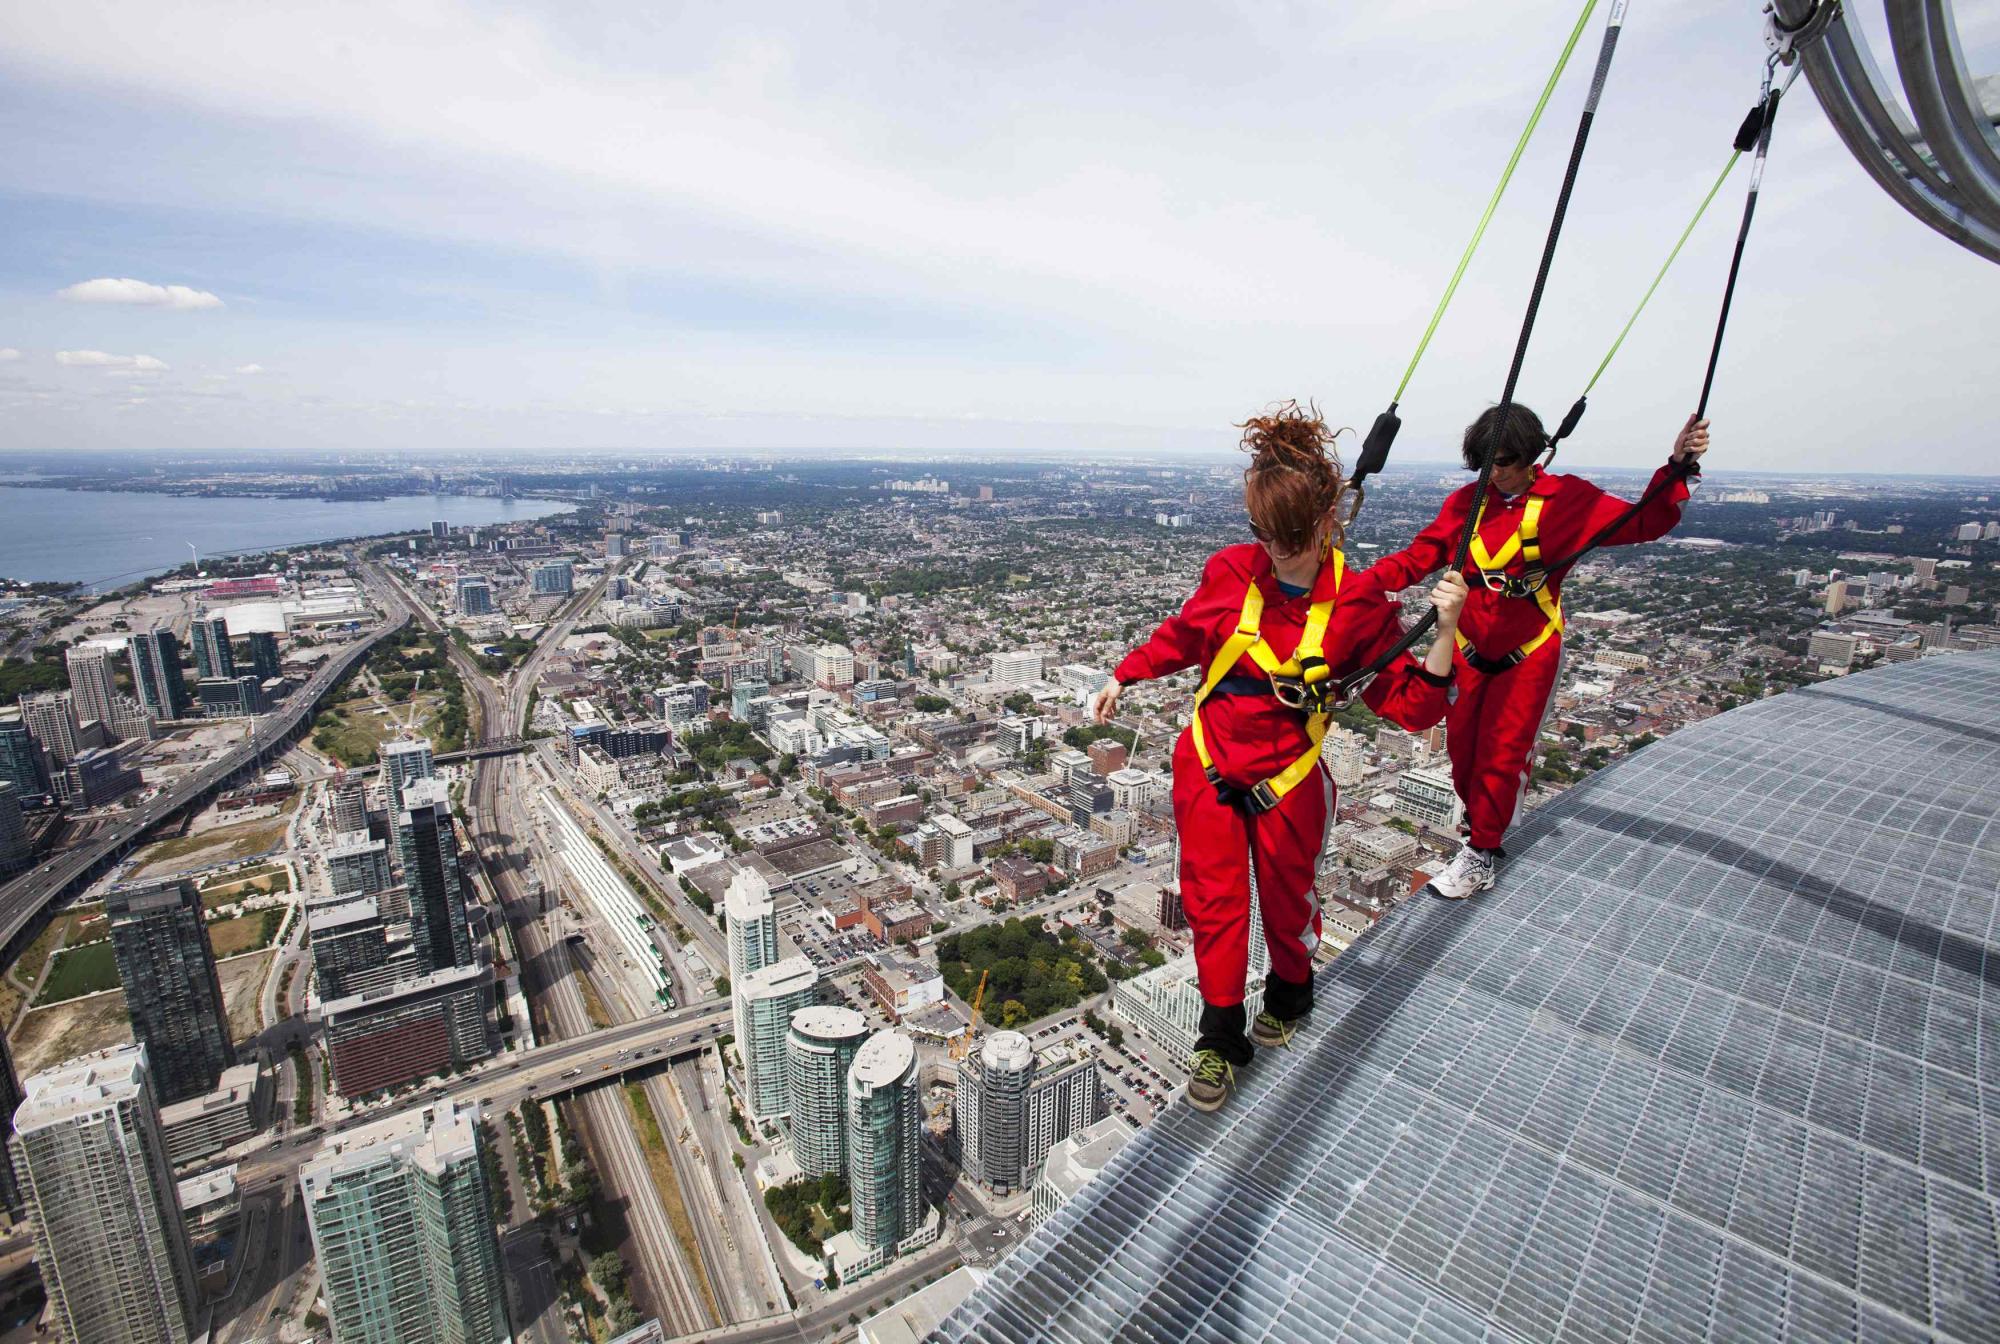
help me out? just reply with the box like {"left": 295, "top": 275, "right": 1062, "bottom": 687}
{"left": 1189, "top": 553, "right": 1343, "bottom": 812}
{"left": 1462, "top": 494, "right": 1564, "bottom": 662}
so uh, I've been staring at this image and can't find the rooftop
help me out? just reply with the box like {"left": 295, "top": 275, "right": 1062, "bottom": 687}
{"left": 939, "top": 652, "right": 2000, "bottom": 1344}
{"left": 850, "top": 1029, "right": 916, "bottom": 1090}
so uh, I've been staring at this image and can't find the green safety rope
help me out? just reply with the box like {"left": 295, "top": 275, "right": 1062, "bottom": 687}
{"left": 1391, "top": 0, "right": 1601, "bottom": 404}
{"left": 1578, "top": 149, "right": 1741, "bottom": 398}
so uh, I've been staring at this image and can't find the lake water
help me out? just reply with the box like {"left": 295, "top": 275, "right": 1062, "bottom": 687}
{"left": 0, "top": 487, "right": 574, "bottom": 590}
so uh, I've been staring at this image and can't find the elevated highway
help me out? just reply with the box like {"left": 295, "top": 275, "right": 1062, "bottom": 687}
{"left": 0, "top": 579, "right": 409, "bottom": 961}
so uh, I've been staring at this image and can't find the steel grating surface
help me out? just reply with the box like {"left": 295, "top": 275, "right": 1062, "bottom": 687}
{"left": 935, "top": 653, "right": 2000, "bottom": 1344}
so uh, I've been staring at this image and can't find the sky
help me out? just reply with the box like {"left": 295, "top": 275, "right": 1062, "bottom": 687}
{"left": 0, "top": 1, "right": 1996, "bottom": 470}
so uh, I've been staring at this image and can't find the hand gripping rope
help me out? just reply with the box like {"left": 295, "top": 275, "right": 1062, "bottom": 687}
{"left": 1336, "top": 0, "right": 1633, "bottom": 701}
{"left": 1495, "top": 42, "right": 1813, "bottom": 603}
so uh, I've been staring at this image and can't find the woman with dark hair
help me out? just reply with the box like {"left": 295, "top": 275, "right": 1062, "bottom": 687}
{"left": 1090, "top": 402, "right": 1469, "bottom": 1112}
{"left": 1368, "top": 405, "right": 1709, "bottom": 901}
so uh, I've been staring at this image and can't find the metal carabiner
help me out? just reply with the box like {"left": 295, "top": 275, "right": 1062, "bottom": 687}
{"left": 1269, "top": 677, "right": 1308, "bottom": 711}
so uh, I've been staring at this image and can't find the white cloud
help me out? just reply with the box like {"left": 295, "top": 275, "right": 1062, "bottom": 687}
{"left": 0, "top": 349, "right": 20, "bottom": 362}
{"left": 233, "top": 363, "right": 263, "bottom": 374}
{"left": 55, "top": 349, "right": 169, "bottom": 371}
{"left": 57, "top": 277, "right": 222, "bottom": 310}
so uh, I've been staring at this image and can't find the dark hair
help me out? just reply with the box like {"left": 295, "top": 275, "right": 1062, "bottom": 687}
{"left": 1460, "top": 403, "right": 1547, "bottom": 471}
{"left": 1239, "top": 401, "right": 1347, "bottom": 555}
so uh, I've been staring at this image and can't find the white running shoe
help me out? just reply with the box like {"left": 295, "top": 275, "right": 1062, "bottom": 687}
{"left": 1425, "top": 844, "right": 1496, "bottom": 901}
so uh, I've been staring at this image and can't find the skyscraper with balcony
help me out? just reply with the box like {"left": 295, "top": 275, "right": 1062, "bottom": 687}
{"left": 726, "top": 867, "right": 780, "bottom": 1078}
{"left": 530, "top": 560, "right": 573, "bottom": 596}
{"left": 786, "top": 1005, "right": 869, "bottom": 1177}
{"left": 301, "top": 1099, "right": 508, "bottom": 1344}
{"left": 19, "top": 690, "right": 78, "bottom": 767}
{"left": 64, "top": 643, "right": 121, "bottom": 736}
{"left": 128, "top": 626, "right": 192, "bottom": 720}
{"left": 191, "top": 612, "right": 234, "bottom": 681}
{"left": 11, "top": 1046, "right": 200, "bottom": 1344}
{"left": 0, "top": 708, "right": 49, "bottom": 801}
{"left": 393, "top": 777, "right": 472, "bottom": 973}
{"left": 740, "top": 957, "right": 820, "bottom": 1120}
{"left": 958, "top": 1030, "right": 1034, "bottom": 1194}
{"left": 104, "top": 879, "right": 233, "bottom": 1105}
{"left": 454, "top": 576, "right": 494, "bottom": 616}
{"left": 0, "top": 1030, "right": 22, "bottom": 1213}
{"left": 381, "top": 737, "right": 435, "bottom": 813}
{"left": 847, "top": 1030, "right": 923, "bottom": 1252}
{"left": 0, "top": 782, "right": 32, "bottom": 878}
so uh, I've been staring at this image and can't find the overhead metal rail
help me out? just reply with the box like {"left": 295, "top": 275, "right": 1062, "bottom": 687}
{"left": 1776, "top": 0, "right": 2000, "bottom": 262}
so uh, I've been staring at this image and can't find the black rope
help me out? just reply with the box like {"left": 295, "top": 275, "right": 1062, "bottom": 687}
{"left": 1512, "top": 75, "right": 1785, "bottom": 593}
{"left": 1338, "top": 8, "right": 1628, "bottom": 698}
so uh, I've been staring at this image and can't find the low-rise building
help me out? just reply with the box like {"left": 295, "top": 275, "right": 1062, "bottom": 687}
{"left": 861, "top": 956, "right": 945, "bottom": 1023}
{"left": 159, "top": 1059, "right": 272, "bottom": 1166}
{"left": 320, "top": 964, "right": 492, "bottom": 1098}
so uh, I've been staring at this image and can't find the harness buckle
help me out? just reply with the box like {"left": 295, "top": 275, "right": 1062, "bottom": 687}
{"left": 1248, "top": 782, "right": 1282, "bottom": 814}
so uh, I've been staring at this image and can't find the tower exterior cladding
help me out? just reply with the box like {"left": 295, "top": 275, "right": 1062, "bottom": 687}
{"left": 300, "top": 1099, "right": 509, "bottom": 1344}
{"left": 0, "top": 1030, "right": 22, "bottom": 1213}
{"left": 0, "top": 708, "right": 49, "bottom": 800}
{"left": 847, "top": 1030, "right": 923, "bottom": 1251}
{"left": 741, "top": 957, "right": 820, "bottom": 1120}
{"left": 191, "top": 613, "right": 234, "bottom": 681}
{"left": 958, "top": 1030, "right": 1035, "bottom": 1194}
{"left": 726, "top": 867, "right": 780, "bottom": 1093}
{"left": 380, "top": 738, "right": 435, "bottom": 813}
{"left": 786, "top": 1005, "right": 869, "bottom": 1177}
{"left": 129, "top": 627, "right": 192, "bottom": 720}
{"left": 330, "top": 771, "right": 370, "bottom": 836}
{"left": 393, "top": 777, "right": 472, "bottom": 973}
{"left": 11, "top": 1046, "right": 200, "bottom": 1344}
{"left": 104, "top": 879, "right": 233, "bottom": 1105}
{"left": 246, "top": 630, "right": 282, "bottom": 682}
{"left": 64, "top": 643, "right": 121, "bottom": 735}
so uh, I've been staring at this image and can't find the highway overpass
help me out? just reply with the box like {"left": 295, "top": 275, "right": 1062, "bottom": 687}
{"left": 0, "top": 601, "right": 410, "bottom": 962}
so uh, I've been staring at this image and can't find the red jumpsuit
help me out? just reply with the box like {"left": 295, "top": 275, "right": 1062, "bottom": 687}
{"left": 1113, "top": 542, "right": 1451, "bottom": 1063}
{"left": 1368, "top": 462, "right": 1692, "bottom": 851}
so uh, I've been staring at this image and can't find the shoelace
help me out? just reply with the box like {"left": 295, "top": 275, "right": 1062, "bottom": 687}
{"left": 1191, "top": 1052, "right": 1232, "bottom": 1086}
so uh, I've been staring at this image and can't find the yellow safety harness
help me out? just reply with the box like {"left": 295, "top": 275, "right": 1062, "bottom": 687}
{"left": 1461, "top": 493, "right": 1565, "bottom": 673}
{"left": 1189, "top": 551, "right": 1344, "bottom": 815}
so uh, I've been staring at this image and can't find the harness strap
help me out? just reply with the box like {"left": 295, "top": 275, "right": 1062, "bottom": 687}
{"left": 1191, "top": 556, "right": 1344, "bottom": 814}
{"left": 1466, "top": 494, "right": 1564, "bottom": 669}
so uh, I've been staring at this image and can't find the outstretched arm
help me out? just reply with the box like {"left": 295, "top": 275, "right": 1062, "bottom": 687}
{"left": 1578, "top": 414, "right": 1709, "bottom": 548}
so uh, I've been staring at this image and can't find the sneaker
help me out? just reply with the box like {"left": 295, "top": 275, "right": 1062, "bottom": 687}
{"left": 1186, "top": 1049, "right": 1236, "bottom": 1113}
{"left": 1251, "top": 1011, "right": 1303, "bottom": 1049}
{"left": 1425, "top": 844, "right": 1496, "bottom": 901}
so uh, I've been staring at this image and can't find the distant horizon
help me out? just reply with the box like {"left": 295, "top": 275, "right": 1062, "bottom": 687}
{"left": 0, "top": 447, "right": 1996, "bottom": 486}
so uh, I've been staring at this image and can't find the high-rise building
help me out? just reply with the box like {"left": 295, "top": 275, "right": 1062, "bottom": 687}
{"left": 195, "top": 674, "right": 266, "bottom": 718}
{"left": 0, "top": 1030, "right": 22, "bottom": 1212}
{"left": 64, "top": 643, "right": 121, "bottom": 737}
{"left": 65, "top": 744, "right": 143, "bottom": 809}
{"left": 105, "top": 879, "right": 234, "bottom": 1105}
{"left": 191, "top": 613, "right": 234, "bottom": 681}
{"left": 19, "top": 690, "right": 78, "bottom": 766}
{"left": 128, "top": 627, "right": 192, "bottom": 720}
{"left": 987, "top": 650, "right": 1045, "bottom": 690}
{"left": 605, "top": 531, "right": 628, "bottom": 559}
{"left": 958, "top": 1033, "right": 1100, "bottom": 1194}
{"left": 740, "top": 957, "right": 820, "bottom": 1120}
{"left": 726, "top": 868, "right": 779, "bottom": 1056}
{"left": 393, "top": 777, "right": 471, "bottom": 973}
{"left": 530, "top": 561, "right": 573, "bottom": 596}
{"left": 847, "top": 1030, "right": 923, "bottom": 1252}
{"left": 11, "top": 1046, "right": 200, "bottom": 1344}
{"left": 430, "top": 519, "right": 450, "bottom": 539}
{"left": 320, "top": 965, "right": 492, "bottom": 1097}
{"left": 0, "top": 781, "right": 31, "bottom": 877}
{"left": 1392, "top": 764, "right": 1464, "bottom": 831}
{"left": 1808, "top": 629, "right": 1860, "bottom": 670}
{"left": 957, "top": 1031, "right": 1033, "bottom": 1194}
{"left": 455, "top": 576, "right": 494, "bottom": 616}
{"left": 0, "top": 708, "right": 49, "bottom": 801}
{"left": 246, "top": 630, "right": 282, "bottom": 683}
{"left": 1320, "top": 724, "right": 1369, "bottom": 788}
{"left": 301, "top": 1099, "right": 509, "bottom": 1344}
{"left": 381, "top": 738, "right": 435, "bottom": 813}
{"left": 330, "top": 771, "right": 370, "bottom": 835}
{"left": 786, "top": 1005, "right": 869, "bottom": 1177}
{"left": 327, "top": 836, "right": 394, "bottom": 897}
{"left": 309, "top": 898, "right": 390, "bottom": 1000}
{"left": 802, "top": 643, "right": 856, "bottom": 688}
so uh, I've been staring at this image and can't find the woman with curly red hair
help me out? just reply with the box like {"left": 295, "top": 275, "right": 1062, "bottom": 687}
{"left": 1091, "top": 403, "right": 1469, "bottom": 1112}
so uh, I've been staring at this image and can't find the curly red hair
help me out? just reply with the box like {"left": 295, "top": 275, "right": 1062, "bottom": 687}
{"left": 1240, "top": 401, "right": 1348, "bottom": 555}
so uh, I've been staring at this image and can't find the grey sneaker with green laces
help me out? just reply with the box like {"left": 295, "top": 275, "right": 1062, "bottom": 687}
{"left": 1251, "top": 1010, "right": 1304, "bottom": 1049}
{"left": 1186, "top": 1048, "right": 1236, "bottom": 1113}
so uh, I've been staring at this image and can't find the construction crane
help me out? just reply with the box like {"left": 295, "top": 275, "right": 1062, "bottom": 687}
{"left": 950, "top": 968, "right": 990, "bottom": 1062}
